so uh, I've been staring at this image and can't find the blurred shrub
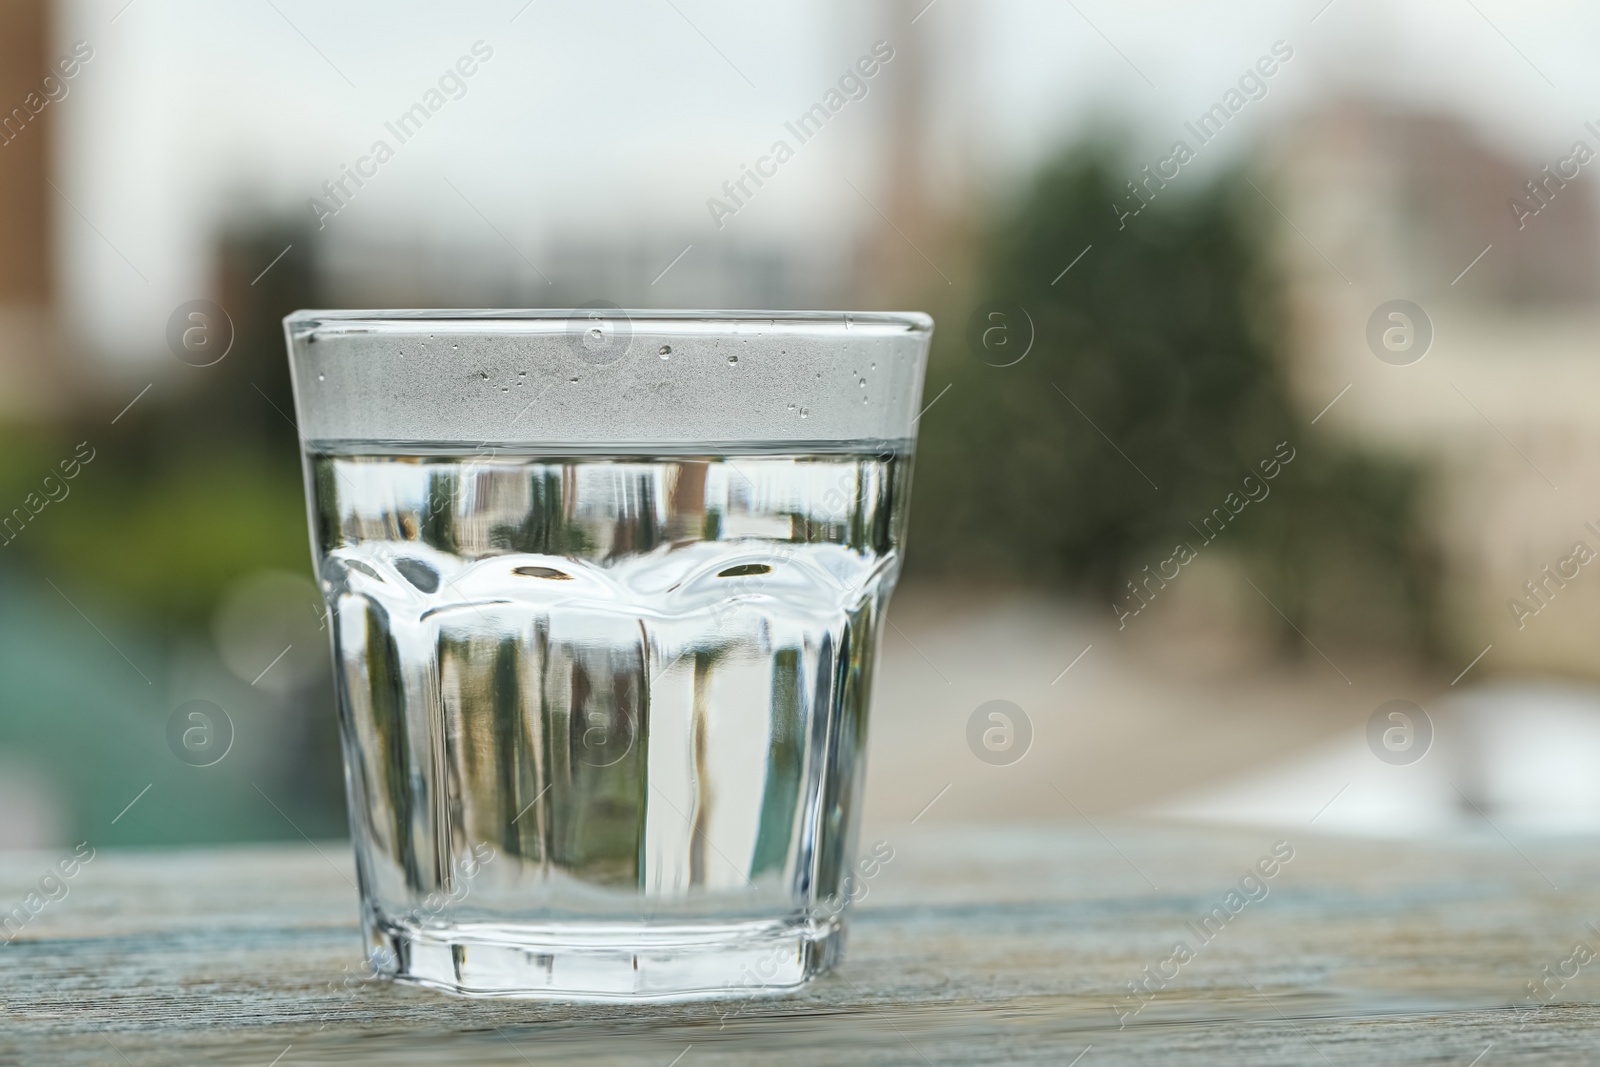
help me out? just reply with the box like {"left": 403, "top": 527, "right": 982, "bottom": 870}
{"left": 13, "top": 219, "right": 315, "bottom": 626}
{"left": 22, "top": 445, "right": 308, "bottom": 624}
{"left": 0, "top": 219, "right": 343, "bottom": 846}
{"left": 907, "top": 141, "right": 1439, "bottom": 654}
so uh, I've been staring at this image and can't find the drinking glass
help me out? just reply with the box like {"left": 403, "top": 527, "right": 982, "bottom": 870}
{"left": 283, "top": 309, "right": 932, "bottom": 1000}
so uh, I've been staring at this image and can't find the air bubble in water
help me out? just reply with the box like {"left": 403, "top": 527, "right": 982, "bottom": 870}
{"left": 799, "top": 406, "right": 809, "bottom": 418}
{"left": 514, "top": 565, "right": 572, "bottom": 580}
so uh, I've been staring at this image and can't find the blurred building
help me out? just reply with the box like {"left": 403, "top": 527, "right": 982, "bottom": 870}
{"left": 0, "top": 0, "right": 68, "bottom": 420}
{"left": 314, "top": 231, "right": 847, "bottom": 312}
{"left": 1269, "top": 100, "right": 1600, "bottom": 676}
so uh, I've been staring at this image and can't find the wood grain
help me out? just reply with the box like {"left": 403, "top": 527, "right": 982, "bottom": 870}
{"left": 2, "top": 823, "right": 1598, "bottom": 1065}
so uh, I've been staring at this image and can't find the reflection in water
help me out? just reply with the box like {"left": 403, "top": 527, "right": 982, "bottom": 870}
{"left": 309, "top": 448, "right": 908, "bottom": 985}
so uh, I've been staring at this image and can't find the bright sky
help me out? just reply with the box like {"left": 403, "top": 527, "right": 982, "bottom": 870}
{"left": 53, "top": 0, "right": 1600, "bottom": 365}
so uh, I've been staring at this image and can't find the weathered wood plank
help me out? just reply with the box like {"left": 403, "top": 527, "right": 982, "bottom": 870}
{"left": 2, "top": 824, "right": 1598, "bottom": 1065}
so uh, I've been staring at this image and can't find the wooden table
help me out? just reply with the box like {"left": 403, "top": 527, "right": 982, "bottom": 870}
{"left": 5, "top": 822, "right": 1599, "bottom": 1065}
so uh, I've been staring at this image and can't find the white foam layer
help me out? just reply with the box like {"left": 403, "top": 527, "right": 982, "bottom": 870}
{"left": 284, "top": 310, "right": 932, "bottom": 448}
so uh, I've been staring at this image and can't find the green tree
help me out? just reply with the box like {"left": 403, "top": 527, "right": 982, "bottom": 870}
{"left": 908, "top": 141, "right": 1437, "bottom": 653}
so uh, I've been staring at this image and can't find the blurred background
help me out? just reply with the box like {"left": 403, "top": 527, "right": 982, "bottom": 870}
{"left": 3, "top": 0, "right": 1600, "bottom": 849}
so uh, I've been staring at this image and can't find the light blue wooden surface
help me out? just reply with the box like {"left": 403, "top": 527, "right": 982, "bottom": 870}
{"left": 2, "top": 823, "right": 1597, "bottom": 1065}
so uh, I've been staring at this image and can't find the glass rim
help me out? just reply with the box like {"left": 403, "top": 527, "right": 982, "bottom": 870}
{"left": 286, "top": 308, "right": 933, "bottom": 337}
{"left": 284, "top": 307, "right": 933, "bottom": 447}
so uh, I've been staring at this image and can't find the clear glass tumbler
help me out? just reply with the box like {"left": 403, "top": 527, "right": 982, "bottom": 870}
{"left": 283, "top": 309, "right": 931, "bottom": 1000}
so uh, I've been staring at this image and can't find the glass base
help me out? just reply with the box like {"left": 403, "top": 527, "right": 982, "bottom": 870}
{"left": 370, "top": 915, "right": 844, "bottom": 1001}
